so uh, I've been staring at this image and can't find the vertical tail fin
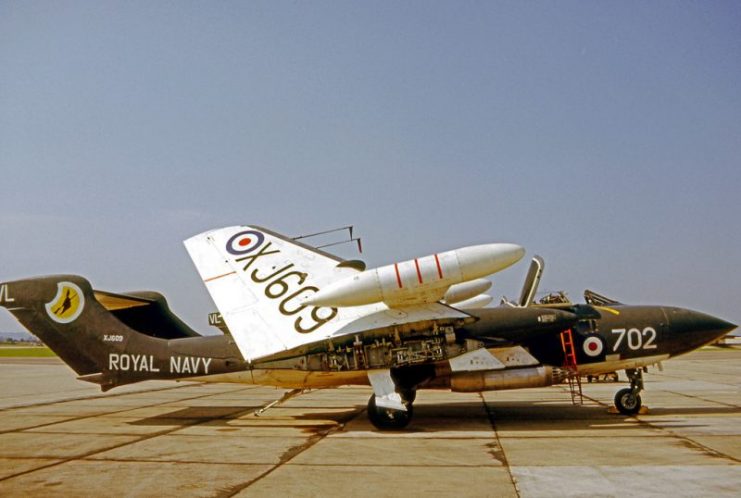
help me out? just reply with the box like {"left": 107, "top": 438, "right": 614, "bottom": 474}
{"left": 0, "top": 275, "right": 192, "bottom": 390}
{"left": 0, "top": 275, "right": 134, "bottom": 376}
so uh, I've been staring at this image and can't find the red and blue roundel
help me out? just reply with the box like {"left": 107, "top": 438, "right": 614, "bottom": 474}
{"left": 226, "top": 230, "right": 265, "bottom": 256}
{"left": 583, "top": 335, "right": 604, "bottom": 357}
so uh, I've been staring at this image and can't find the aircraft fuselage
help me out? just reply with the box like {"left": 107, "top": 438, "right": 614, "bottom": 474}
{"left": 96, "top": 303, "right": 732, "bottom": 391}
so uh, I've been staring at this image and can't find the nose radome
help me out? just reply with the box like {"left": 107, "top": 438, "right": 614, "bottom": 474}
{"left": 709, "top": 316, "right": 736, "bottom": 334}
{"left": 667, "top": 307, "right": 737, "bottom": 341}
{"left": 690, "top": 311, "right": 736, "bottom": 335}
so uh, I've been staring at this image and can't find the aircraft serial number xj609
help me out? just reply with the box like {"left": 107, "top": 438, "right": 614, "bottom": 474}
{"left": 0, "top": 225, "right": 735, "bottom": 429}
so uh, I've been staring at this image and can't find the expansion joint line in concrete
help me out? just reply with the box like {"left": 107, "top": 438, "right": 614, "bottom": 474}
{"left": 214, "top": 400, "right": 366, "bottom": 497}
{"left": 651, "top": 370, "right": 740, "bottom": 389}
{"left": 0, "top": 381, "right": 227, "bottom": 413}
{"left": 480, "top": 393, "right": 521, "bottom": 498}
{"left": 572, "top": 387, "right": 741, "bottom": 465}
{"left": 663, "top": 389, "right": 740, "bottom": 409}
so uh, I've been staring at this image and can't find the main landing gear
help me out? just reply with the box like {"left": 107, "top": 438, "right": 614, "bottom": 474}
{"left": 614, "top": 368, "right": 644, "bottom": 415}
{"left": 367, "top": 389, "right": 416, "bottom": 430}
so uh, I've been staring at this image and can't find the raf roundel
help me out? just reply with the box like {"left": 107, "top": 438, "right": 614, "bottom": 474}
{"left": 226, "top": 230, "right": 265, "bottom": 256}
{"left": 583, "top": 335, "right": 604, "bottom": 357}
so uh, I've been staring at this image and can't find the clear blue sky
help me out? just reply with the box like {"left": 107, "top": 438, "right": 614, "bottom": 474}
{"left": 1, "top": 1, "right": 739, "bottom": 334}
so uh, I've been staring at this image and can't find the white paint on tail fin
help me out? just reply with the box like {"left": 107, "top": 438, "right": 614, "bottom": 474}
{"left": 184, "top": 225, "right": 373, "bottom": 361}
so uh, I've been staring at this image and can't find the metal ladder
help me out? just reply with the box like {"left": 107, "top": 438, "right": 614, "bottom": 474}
{"left": 559, "top": 329, "right": 583, "bottom": 405}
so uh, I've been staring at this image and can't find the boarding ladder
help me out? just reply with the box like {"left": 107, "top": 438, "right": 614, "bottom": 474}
{"left": 559, "top": 329, "right": 583, "bottom": 405}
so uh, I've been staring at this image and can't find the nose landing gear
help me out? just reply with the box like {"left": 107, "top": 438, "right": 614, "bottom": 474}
{"left": 614, "top": 367, "right": 644, "bottom": 415}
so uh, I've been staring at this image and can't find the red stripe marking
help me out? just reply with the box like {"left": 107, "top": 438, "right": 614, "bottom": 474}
{"left": 414, "top": 258, "right": 423, "bottom": 284}
{"left": 434, "top": 254, "right": 444, "bottom": 279}
{"left": 394, "top": 263, "right": 403, "bottom": 288}
{"left": 204, "top": 271, "right": 237, "bottom": 283}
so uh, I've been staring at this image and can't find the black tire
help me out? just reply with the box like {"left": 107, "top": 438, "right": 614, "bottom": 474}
{"left": 614, "top": 388, "right": 642, "bottom": 415}
{"left": 367, "top": 395, "right": 412, "bottom": 430}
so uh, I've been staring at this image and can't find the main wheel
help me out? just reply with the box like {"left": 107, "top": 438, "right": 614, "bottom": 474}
{"left": 367, "top": 395, "right": 412, "bottom": 430}
{"left": 614, "top": 388, "right": 642, "bottom": 415}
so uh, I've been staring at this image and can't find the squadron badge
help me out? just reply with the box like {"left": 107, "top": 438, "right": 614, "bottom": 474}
{"left": 45, "top": 282, "right": 85, "bottom": 324}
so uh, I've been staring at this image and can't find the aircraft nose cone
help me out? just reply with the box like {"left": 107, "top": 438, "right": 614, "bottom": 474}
{"left": 666, "top": 307, "right": 737, "bottom": 351}
{"left": 708, "top": 316, "right": 736, "bottom": 334}
{"left": 688, "top": 311, "right": 736, "bottom": 335}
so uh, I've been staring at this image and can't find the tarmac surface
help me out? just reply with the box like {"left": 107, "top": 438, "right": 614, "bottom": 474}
{"left": 0, "top": 348, "right": 739, "bottom": 497}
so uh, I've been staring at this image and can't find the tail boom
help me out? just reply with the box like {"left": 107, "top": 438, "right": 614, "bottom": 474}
{"left": 0, "top": 275, "right": 244, "bottom": 390}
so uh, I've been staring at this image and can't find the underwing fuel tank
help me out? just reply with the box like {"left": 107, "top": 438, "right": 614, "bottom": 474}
{"left": 304, "top": 243, "right": 525, "bottom": 308}
{"left": 453, "top": 293, "right": 493, "bottom": 310}
{"left": 443, "top": 278, "right": 492, "bottom": 304}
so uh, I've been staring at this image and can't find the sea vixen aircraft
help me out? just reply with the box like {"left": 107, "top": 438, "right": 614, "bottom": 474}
{"left": 0, "top": 225, "right": 735, "bottom": 429}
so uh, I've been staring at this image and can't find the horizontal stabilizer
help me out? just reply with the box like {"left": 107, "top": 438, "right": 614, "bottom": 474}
{"left": 93, "top": 291, "right": 154, "bottom": 311}
{"left": 95, "top": 290, "right": 201, "bottom": 339}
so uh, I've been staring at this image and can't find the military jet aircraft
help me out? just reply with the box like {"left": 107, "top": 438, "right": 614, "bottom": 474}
{"left": 0, "top": 225, "right": 735, "bottom": 429}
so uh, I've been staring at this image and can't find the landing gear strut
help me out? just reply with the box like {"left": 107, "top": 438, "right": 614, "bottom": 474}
{"left": 614, "top": 368, "right": 644, "bottom": 415}
{"left": 367, "top": 393, "right": 413, "bottom": 430}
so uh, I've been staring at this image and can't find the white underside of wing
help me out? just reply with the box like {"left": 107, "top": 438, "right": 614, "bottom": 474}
{"left": 185, "top": 226, "right": 474, "bottom": 363}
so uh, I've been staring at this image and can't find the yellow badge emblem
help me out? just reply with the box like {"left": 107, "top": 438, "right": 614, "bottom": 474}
{"left": 45, "top": 282, "right": 85, "bottom": 324}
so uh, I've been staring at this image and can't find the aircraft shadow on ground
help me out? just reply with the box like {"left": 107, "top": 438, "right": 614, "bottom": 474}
{"left": 125, "top": 401, "right": 739, "bottom": 433}
{"left": 127, "top": 405, "right": 264, "bottom": 427}
{"left": 634, "top": 406, "right": 741, "bottom": 416}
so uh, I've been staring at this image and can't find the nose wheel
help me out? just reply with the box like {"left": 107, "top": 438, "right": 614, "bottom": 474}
{"left": 614, "top": 387, "right": 642, "bottom": 414}
{"left": 614, "top": 368, "right": 644, "bottom": 415}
